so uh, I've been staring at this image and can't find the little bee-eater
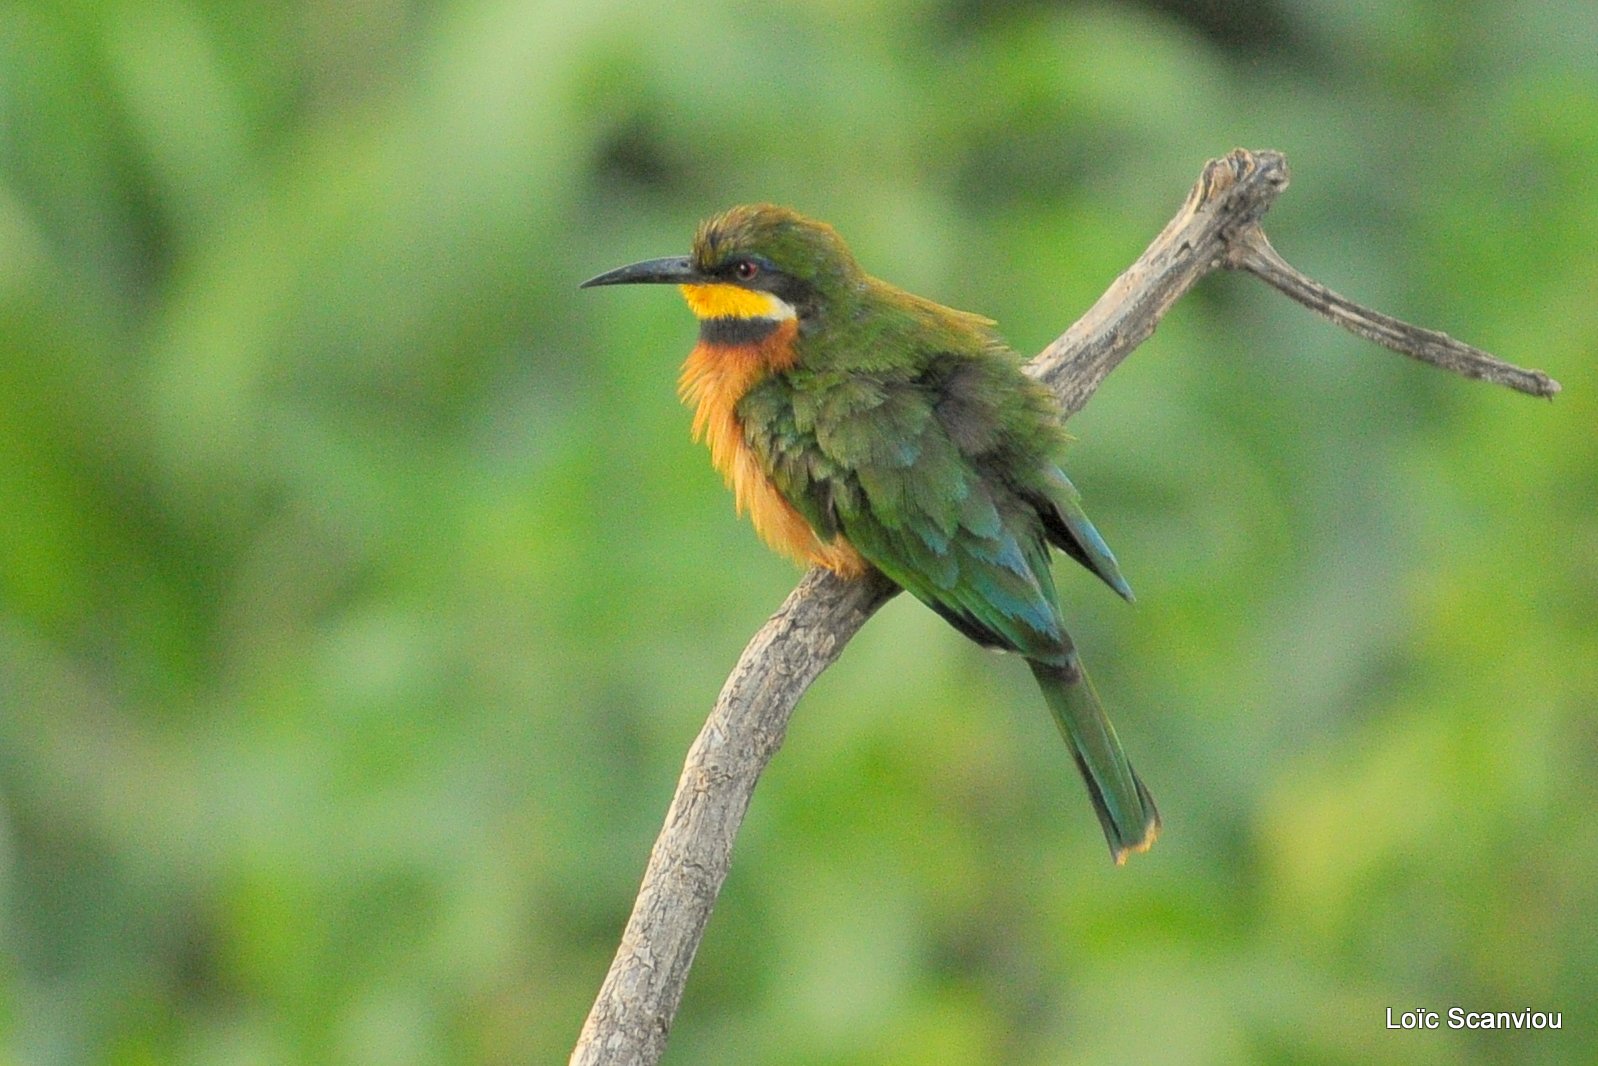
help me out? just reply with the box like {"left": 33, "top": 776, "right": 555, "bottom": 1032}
{"left": 583, "top": 205, "right": 1159, "bottom": 863}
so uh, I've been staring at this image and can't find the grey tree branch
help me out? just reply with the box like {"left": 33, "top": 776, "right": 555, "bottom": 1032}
{"left": 1228, "top": 225, "right": 1561, "bottom": 398}
{"left": 569, "top": 148, "right": 1559, "bottom": 1066}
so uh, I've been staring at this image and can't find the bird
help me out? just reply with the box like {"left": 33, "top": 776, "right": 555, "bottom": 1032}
{"left": 582, "top": 204, "right": 1158, "bottom": 863}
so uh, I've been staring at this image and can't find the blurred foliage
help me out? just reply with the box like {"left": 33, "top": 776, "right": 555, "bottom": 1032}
{"left": 1, "top": 0, "right": 1594, "bottom": 1063}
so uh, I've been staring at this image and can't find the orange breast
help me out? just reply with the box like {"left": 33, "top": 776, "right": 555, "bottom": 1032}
{"left": 678, "top": 320, "right": 867, "bottom": 577}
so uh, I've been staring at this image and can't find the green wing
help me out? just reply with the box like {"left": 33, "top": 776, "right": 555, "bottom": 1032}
{"left": 740, "top": 356, "right": 1158, "bottom": 861}
{"left": 741, "top": 358, "right": 1077, "bottom": 664}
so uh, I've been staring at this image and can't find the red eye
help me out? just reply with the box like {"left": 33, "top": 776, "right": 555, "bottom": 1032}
{"left": 733, "top": 259, "right": 759, "bottom": 281}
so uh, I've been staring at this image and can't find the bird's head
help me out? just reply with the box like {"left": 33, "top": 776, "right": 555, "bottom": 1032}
{"left": 581, "top": 204, "right": 862, "bottom": 328}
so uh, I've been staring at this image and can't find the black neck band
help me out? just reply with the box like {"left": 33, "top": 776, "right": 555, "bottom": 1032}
{"left": 699, "top": 316, "right": 781, "bottom": 346}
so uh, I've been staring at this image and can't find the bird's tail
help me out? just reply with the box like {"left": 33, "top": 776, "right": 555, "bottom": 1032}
{"left": 1029, "top": 658, "right": 1160, "bottom": 864}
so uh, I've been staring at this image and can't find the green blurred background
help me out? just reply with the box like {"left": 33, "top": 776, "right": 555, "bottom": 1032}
{"left": 2, "top": 0, "right": 1594, "bottom": 1063}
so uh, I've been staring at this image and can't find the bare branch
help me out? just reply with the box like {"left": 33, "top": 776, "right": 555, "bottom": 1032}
{"left": 570, "top": 567, "right": 896, "bottom": 1066}
{"left": 1029, "top": 148, "right": 1290, "bottom": 408}
{"left": 570, "top": 148, "right": 1557, "bottom": 1066}
{"left": 1229, "top": 225, "right": 1561, "bottom": 397}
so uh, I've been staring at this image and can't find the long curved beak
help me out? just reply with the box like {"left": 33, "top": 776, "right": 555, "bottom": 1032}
{"left": 579, "top": 256, "right": 704, "bottom": 289}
